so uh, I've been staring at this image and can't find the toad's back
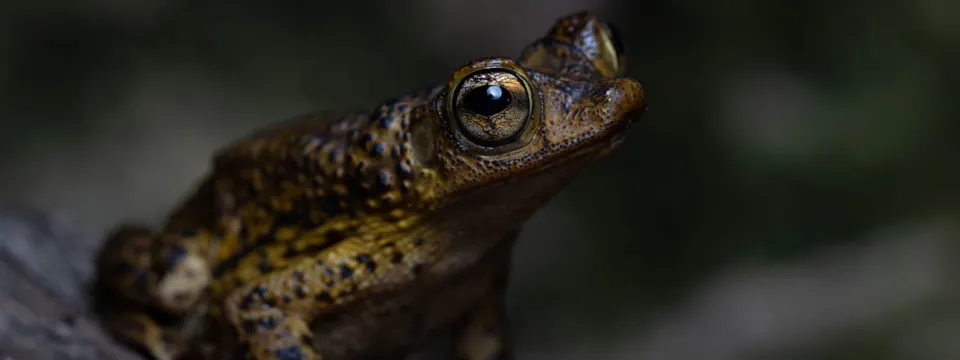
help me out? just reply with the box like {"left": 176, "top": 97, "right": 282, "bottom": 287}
{"left": 94, "top": 11, "right": 645, "bottom": 360}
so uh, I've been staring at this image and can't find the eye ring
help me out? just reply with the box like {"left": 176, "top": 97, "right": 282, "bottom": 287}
{"left": 444, "top": 59, "right": 542, "bottom": 154}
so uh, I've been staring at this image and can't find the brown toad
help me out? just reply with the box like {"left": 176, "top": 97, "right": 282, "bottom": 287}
{"left": 93, "top": 11, "right": 646, "bottom": 360}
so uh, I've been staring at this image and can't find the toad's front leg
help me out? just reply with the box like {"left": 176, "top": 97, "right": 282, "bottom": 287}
{"left": 223, "top": 243, "right": 419, "bottom": 360}
{"left": 453, "top": 234, "right": 516, "bottom": 360}
{"left": 94, "top": 224, "right": 215, "bottom": 360}
{"left": 453, "top": 279, "right": 513, "bottom": 360}
{"left": 96, "top": 224, "right": 214, "bottom": 313}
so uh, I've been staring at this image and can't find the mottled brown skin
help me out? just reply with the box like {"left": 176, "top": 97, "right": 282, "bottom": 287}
{"left": 93, "top": 11, "right": 645, "bottom": 360}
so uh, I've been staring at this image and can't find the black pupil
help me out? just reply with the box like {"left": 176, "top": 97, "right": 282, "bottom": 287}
{"left": 462, "top": 85, "right": 512, "bottom": 117}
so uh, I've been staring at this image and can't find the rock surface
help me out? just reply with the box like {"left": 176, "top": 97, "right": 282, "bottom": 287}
{"left": 0, "top": 205, "right": 140, "bottom": 360}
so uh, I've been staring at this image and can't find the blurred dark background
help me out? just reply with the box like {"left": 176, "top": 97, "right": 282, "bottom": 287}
{"left": 1, "top": 1, "right": 958, "bottom": 359}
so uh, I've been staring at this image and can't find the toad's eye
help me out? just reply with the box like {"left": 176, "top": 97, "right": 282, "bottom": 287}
{"left": 451, "top": 70, "right": 533, "bottom": 146}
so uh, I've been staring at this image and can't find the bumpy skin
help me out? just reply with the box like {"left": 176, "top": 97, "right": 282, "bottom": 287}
{"left": 93, "top": 11, "right": 645, "bottom": 360}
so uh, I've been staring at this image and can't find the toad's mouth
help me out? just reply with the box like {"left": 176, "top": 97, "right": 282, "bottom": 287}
{"left": 508, "top": 113, "right": 637, "bottom": 180}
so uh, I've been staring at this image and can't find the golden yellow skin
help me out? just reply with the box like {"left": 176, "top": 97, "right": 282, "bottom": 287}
{"left": 93, "top": 11, "right": 645, "bottom": 360}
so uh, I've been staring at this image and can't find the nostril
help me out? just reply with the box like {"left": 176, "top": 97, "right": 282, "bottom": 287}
{"left": 590, "top": 79, "right": 646, "bottom": 126}
{"left": 595, "top": 80, "right": 644, "bottom": 106}
{"left": 587, "top": 86, "right": 618, "bottom": 103}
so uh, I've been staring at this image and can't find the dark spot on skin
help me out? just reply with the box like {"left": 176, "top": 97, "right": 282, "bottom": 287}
{"left": 242, "top": 320, "right": 257, "bottom": 333}
{"left": 252, "top": 284, "right": 268, "bottom": 297}
{"left": 214, "top": 232, "right": 275, "bottom": 276}
{"left": 273, "top": 345, "right": 306, "bottom": 360}
{"left": 302, "top": 333, "right": 315, "bottom": 346}
{"left": 260, "top": 317, "right": 278, "bottom": 330}
{"left": 328, "top": 148, "right": 342, "bottom": 163}
{"left": 397, "top": 163, "right": 414, "bottom": 179}
{"left": 391, "top": 251, "right": 404, "bottom": 264}
{"left": 276, "top": 198, "right": 317, "bottom": 228}
{"left": 162, "top": 244, "right": 188, "bottom": 269}
{"left": 355, "top": 160, "right": 369, "bottom": 174}
{"left": 359, "top": 132, "right": 374, "bottom": 146}
{"left": 340, "top": 264, "right": 354, "bottom": 279}
{"left": 239, "top": 285, "right": 265, "bottom": 310}
{"left": 370, "top": 142, "right": 386, "bottom": 157}
{"left": 380, "top": 116, "right": 395, "bottom": 129}
{"left": 356, "top": 254, "right": 377, "bottom": 272}
{"left": 375, "top": 171, "right": 393, "bottom": 190}
{"left": 315, "top": 292, "right": 333, "bottom": 303}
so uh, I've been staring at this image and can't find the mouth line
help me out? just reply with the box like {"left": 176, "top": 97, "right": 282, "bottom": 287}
{"left": 515, "top": 122, "right": 632, "bottom": 179}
